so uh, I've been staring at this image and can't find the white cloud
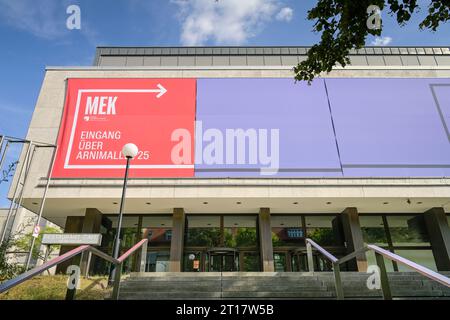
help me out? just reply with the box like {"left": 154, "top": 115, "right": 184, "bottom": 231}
{"left": 0, "top": 0, "right": 67, "bottom": 39}
{"left": 172, "top": 0, "right": 290, "bottom": 46}
{"left": 275, "top": 7, "right": 293, "bottom": 22}
{"left": 371, "top": 36, "right": 393, "bottom": 46}
{"left": 0, "top": 0, "right": 100, "bottom": 45}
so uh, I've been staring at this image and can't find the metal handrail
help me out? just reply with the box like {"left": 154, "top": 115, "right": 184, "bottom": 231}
{"left": 305, "top": 238, "right": 450, "bottom": 300}
{"left": 305, "top": 239, "right": 343, "bottom": 299}
{"left": 0, "top": 238, "right": 148, "bottom": 300}
{"left": 305, "top": 239, "right": 339, "bottom": 263}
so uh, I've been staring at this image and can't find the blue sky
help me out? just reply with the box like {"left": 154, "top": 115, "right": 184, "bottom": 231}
{"left": 0, "top": 0, "right": 448, "bottom": 205}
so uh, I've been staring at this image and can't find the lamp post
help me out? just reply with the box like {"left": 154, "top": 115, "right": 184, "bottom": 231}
{"left": 110, "top": 143, "right": 138, "bottom": 282}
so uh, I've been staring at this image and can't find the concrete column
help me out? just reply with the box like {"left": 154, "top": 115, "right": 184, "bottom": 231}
{"left": 169, "top": 208, "right": 185, "bottom": 272}
{"left": 56, "top": 216, "right": 84, "bottom": 274}
{"left": 424, "top": 207, "right": 450, "bottom": 271}
{"left": 340, "top": 207, "right": 367, "bottom": 272}
{"left": 80, "top": 208, "right": 102, "bottom": 274}
{"left": 259, "top": 208, "right": 274, "bottom": 272}
{"left": 81, "top": 208, "right": 102, "bottom": 233}
{"left": 56, "top": 208, "right": 103, "bottom": 274}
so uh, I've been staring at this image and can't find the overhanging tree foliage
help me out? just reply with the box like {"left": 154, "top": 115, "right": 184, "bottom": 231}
{"left": 295, "top": 0, "right": 449, "bottom": 82}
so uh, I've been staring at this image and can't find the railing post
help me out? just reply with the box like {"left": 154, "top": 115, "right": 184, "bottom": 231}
{"left": 85, "top": 252, "right": 92, "bottom": 278}
{"left": 375, "top": 252, "right": 392, "bottom": 300}
{"left": 111, "top": 262, "right": 122, "bottom": 300}
{"left": 65, "top": 265, "right": 80, "bottom": 301}
{"left": 333, "top": 262, "right": 344, "bottom": 300}
{"left": 306, "top": 242, "right": 314, "bottom": 273}
{"left": 139, "top": 241, "right": 148, "bottom": 273}
{"left": 65, "top": 288, "right": 76, "bottom": 300}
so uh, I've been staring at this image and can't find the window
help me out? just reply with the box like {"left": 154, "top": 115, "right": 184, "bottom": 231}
{"left": 142, "top": 216, "right": 173, "bottom": 247}
{"left": 360, "top": 214, "right": 436, "bottom": 272}
{"left": 242, "top": 252, "right": 260, "bottom": 271}
{"left": 387, "top": 215, "right": 429, "bottom": 247}
{"left": 185, "top": 216, "right": 221, "bottom": 247}
{"left": 185, "top": 215, "right": 258, "bottom": 248}
{"left": 103, "top": 216, "right": 139, "bottom": 252}
{"left": 305, "top": 215, "right": 340, "bottom": 246}
{"left": 359, "top": 215, "right": 388, "bottom": 246}
{"left": 395, "top": 249, "right": 436, "bottom": 271}
{"left": 274, "top": 253, "right": 287, "bottom": 272}
{"left": 271, "top": 215, "right": 303, "bottom": 247}
{"left": 146, "top": 251, "right": 170, "bottom": 272}
{"left": 98, "top": 216, "right": 139, "bottom": 274}
{"left": 223, "top": 216, "right": 258, "bottom": 248}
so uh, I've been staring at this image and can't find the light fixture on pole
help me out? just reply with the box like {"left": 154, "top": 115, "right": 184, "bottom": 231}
{"left": 110, "top": 143, "right": 138, "bottom": 282}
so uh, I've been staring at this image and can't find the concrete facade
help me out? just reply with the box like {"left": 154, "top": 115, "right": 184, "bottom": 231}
{"left": 12, "top": 66, "right": 450, "bottom": 225}
{"left": 5, "top": 46, "right": 450, "bottom": 273}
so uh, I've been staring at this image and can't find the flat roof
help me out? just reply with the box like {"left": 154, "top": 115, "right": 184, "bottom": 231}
{"left": 94, "top": 46, "right": 450, "bottom": 67}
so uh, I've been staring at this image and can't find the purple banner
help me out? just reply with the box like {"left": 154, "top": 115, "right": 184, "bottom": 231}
{"left": 194, "top": 78, "right": 450, "bottom": 177}
{"left": 326, "top": 78, "right": 450, "bottom": 177}
{"left": 195, "top": 78, "right": 342, "bottom": 177}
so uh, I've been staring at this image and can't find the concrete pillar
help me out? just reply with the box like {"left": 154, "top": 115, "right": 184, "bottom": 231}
{"left": 340, "top": 207, "right": 367, "bottom": 272}
{"left": 169, "top": 208, "right": 185, "bottom": 272}
{"left": 56, "top": 216, "right": 84, "bottom": 274}
{"left": 424, "top": 207, "right": 450, "bottom": 271}
{"left": 80, "top": 208, "right": 102, "bottom": 274}
{"left": 259, "top": 208, "right": 274, "bottom": 272}
{"left": 81, "top": 208, "right": 102, "bottom": 233}
{"left": 56, "top": 208, "right": 103, "bottom": 274}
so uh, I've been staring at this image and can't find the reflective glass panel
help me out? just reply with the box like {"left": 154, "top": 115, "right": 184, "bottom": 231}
{"left": 146, "top": 251, "right": 170, "bottom": 272}
{"left": 271, "top": 215, "right": 304, "bottom": 247}
{"left": 142, "top": 216, "right": 172, "bottom": 247}
{"left": 242, "top": 252, "right": 260, "bottom": 271}
{"left": 223, "top": 216, "right": 258, "bottom": 248}
{"left": 305, "top": 216, "right": 339, "bottom": 246}
{"left": 273, "top": 253, "right": 287, "bottom": 272}
{"left": 395, "top": 249, "right": 437, "bottom": 271}
{"left": 185, "top": 216, "right": 221, "bottom": 247}
{"left": 360, "top": 215, "right": 388, "bottom": 246}
{"left": 106, "top": 216, "right": 139, "bottom": 251}
{"left": 387, "top": 215, "right": 430, "bottom": 246}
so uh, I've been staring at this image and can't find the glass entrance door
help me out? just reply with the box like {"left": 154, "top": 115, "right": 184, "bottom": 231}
{"left": 184, "top": 215, "right": 260, "bottom": 272}
{"left": 207, "top": 248, "right": 239, "bottom": 272}
{"left": 209, "top": 253, "right": 239, "bottom": 272}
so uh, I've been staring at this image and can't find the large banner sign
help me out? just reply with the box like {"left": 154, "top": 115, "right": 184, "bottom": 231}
{"left": 52, "top": 78, "right": 196, "bottom": 178}
{"left": 326, "top": 78, "right": 450, "bottom": 177}
{"left": 195, "top": 79, "right": 341, "bottom": 177}
{"left": 53, "top": 78, "right": 450, "bottom": 178}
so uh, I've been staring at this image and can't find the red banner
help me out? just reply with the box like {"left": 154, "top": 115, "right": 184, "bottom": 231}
{"left": 52, "top": 78, "right": 196, "bottom": 178}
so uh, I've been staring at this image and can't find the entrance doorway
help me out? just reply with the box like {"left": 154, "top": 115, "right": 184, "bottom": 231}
{"left": 208, "top": 248, "right": 239, "bottom": 272}
{"left": 183, "top": 215, "right": 261, "bottom": 272}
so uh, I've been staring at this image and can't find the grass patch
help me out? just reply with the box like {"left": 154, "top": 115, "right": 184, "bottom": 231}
{"left": 0, "top": 275, "right": 110, "bottom": 300}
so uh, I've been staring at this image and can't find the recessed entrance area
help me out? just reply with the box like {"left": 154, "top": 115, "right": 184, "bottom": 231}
{"left": 208, "top": 248, "right": 239, "bottom": 272}
{"left": 183, "top": 215, "right": 260, "bottom": 272}
{"left": 88, "top": 210, "right": 445, "bottom": 275}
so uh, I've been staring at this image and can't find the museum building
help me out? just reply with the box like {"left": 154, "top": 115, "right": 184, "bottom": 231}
{"left": 6, "top": 45, "right": 450, "bottom": 275}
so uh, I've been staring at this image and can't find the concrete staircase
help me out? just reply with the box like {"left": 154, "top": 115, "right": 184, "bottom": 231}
{"left": 118, "top": 272, "right": 450, "bottom": 300}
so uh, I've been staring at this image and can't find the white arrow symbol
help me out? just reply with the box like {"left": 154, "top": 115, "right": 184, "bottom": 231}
{"left": 155, "top": 83, "right": 167, "bottom": 98}
{"left": 80, "top": 84, "right": 168, "bottom": 98}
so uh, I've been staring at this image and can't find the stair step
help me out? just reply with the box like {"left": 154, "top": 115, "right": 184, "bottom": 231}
{"left": 118, "top": 272, "right": 450, "bottom": 300}
{"left": 119, "top": 292, "right": 223, "bottom": 300}
{"left": 222, "top": 291, "right": 334, "bottom": 298}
